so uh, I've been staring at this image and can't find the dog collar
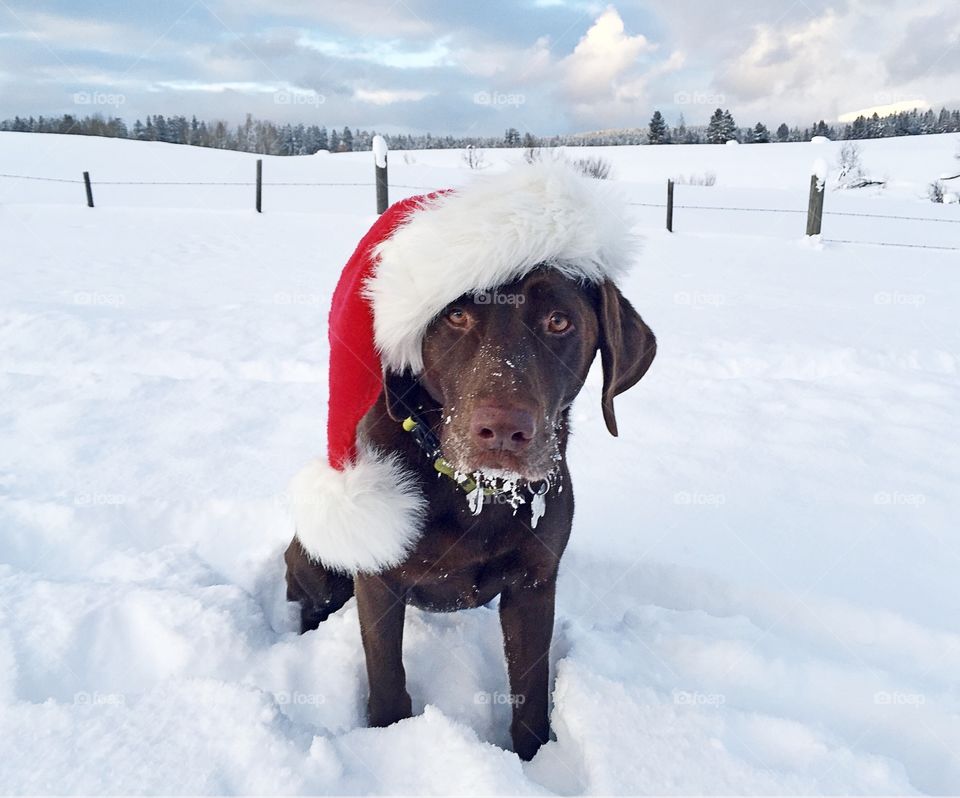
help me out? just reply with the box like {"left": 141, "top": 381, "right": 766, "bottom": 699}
{"left": 401, "top": 415, "right": 549, "bottom": 498}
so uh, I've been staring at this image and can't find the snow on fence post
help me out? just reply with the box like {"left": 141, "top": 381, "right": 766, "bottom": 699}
{"left": 255, "top": 159, "right": 263, "bottom": 213}
{"left": 666, "top": 178, "right": 674, "bottom": 232}
{"left": 83, "top": 171, "right": 94, "bottom": 208}
{"left": 373, "top": 135, "right": 388, "bottom": 215}
{"left": 806, "top": 160, "right": 827, "bottom": 236}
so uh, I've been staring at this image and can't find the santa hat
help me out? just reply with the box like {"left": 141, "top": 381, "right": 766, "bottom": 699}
{"left": 289, "top": 162, "right": 635, "bottom": 573}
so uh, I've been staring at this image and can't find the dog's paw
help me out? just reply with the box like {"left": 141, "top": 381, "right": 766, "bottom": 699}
{"left": 367, "top": 691, "right": 413, "bottom": 728}
{"left": 284, "top": 537, "right": 355, "bottom": 633}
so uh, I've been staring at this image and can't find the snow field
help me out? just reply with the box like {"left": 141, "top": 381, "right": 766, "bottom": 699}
{"left": 1, "top": 131, "right": 959, "bottom": 794}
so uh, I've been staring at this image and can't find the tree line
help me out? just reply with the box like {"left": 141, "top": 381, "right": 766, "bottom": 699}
{"left": 646, "top": 106, "right": 960, "bottom": 144}
{"left": 2, "top": 106, "right": 958, "bottom": 155}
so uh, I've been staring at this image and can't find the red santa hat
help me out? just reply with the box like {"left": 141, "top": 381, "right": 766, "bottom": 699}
{"left": 289, "top": 162, "right": 635, "bottom": 573}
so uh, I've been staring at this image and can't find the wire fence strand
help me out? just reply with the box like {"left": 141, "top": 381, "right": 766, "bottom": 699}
{"left": 824, "top": 210, "right": 960, "bottom": 224}
{"left": 0, "top": 173, "right": 82, "bottom": 183}
{"left": 823, "top": 238, "right": 960, "bottom": 251}
{"left": 3, "top": 171, "right": 956, "bottom": 244}
{"left": 0, "top": 174, "right": 440, "bottom": 191}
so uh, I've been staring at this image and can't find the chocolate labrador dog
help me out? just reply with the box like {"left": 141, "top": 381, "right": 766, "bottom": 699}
{"left": 285, "top": 267, "right": 655, "bottom": 760}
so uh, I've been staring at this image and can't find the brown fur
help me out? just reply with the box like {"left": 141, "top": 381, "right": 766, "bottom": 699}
{"left": 285, "top": 268, "right": 655, "bottom": 760}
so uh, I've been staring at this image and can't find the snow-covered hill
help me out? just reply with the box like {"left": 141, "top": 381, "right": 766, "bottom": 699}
{"left": 1, "top": 131, "right": 959, "bottom": 794}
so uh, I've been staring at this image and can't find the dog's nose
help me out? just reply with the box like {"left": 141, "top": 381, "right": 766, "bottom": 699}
{"left": 469, "top": 406, "right": 535, "bottom": 452}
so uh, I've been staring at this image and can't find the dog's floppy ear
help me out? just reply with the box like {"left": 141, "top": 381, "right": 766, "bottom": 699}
{"left": 598, "top": 280, "right": 656, "bottom": 436}
{"left": 383, "top": 368, "right": 421, "bottom": 422}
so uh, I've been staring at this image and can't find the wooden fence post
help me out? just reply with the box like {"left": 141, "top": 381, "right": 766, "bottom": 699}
{"left": 666, "top": 178, "right": 674, "bottom": 232}
{"left": 806, "top": 173, "right": 824, "bottom": 236}
{"left": 83, "top": 171, "right": 94, "bottom": 208}
{"left": 373, "top": 135, "right": 388, "bottom": 214}
{"left": 255, "top": 159, "right": 262, "bottom": 213}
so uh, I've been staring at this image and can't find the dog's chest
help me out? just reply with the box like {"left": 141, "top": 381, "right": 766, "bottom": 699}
{"left": 394, "top": 504, "right": 538, "bottom": 610}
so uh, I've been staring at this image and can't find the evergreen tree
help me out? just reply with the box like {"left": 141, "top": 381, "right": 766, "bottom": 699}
{"left": 647, "top": 110, "right": 668, "bottom": 143}
{"left": 340, "top": 125, "right": 353, "bottom": 151}
{"left": 675, "top": 113, "right": 688, "bottom": 143}
{"left": 154, "top": 114, "right": 169, "bottom": 142}
{"left": 776, "top": 122, "right": 789, "bottom": 142}
{"left": 753, "top": 122, "right": 770, "bottom": 143}
{"left": 720, "top": 110, "right": 736, "bottom": 141}
{"left": 937, "top": 107, "right": 952, "bottom": 134}
{"left": 706, "top": 108, "right": 724, "bottom": 143}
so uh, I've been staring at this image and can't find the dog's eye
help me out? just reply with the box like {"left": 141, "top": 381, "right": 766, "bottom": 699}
{"left": 546, "top": 312, "right": 572, "bottom": 334}
{"left": 445, "top": 307, "right": 471, "bottom": 328}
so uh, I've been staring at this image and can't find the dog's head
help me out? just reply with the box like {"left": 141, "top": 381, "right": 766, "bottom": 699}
{"left": 384, "top": 268, "right": 656, "bottom": 481}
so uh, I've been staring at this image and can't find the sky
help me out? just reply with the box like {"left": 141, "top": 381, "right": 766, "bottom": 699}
{"left": 1, "top": 0, "right": 959, "bottom": 136}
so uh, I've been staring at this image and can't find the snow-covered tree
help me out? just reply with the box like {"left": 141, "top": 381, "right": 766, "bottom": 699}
{"left": 706, "top": 108, "right": 724, "bottom": 143}
{"left": 720, "top": 110, "right": 737, "bottom": 141}
{"left": 648, "top": 110, "right": 668, "bottom": 143}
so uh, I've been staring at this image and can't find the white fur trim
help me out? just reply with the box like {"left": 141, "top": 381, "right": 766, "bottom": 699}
{"left": 288, "top": 447, "right": 426, "bottom": 574}
{"left": 367, "top": 162, "right": 635, "bottom": 373}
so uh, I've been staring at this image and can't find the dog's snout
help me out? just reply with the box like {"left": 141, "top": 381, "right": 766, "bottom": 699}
{"left": 469, "top": 406, "right": 535, "bottom": 452}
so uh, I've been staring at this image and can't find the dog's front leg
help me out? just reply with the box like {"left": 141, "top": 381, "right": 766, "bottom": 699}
{"left": 355, "top": 573, "right": 412, "bottom": 727}
{"left": 499, "top": 579, "right": 556, "bottom": 760}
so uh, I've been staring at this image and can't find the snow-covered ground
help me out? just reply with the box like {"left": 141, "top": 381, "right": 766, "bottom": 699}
{"left": 1, "top": 131, "right": 959, "bottom": 795}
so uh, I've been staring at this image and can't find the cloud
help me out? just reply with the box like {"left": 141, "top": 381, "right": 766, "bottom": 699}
{"left": 455, "top": 36, "right": 553, "bottom": 82}
{"left": 884, "top": 5, "right": 960, "bottom": 82}
{"left": 218, "top": 0, "right": 436, "bottom": 37}
{"left": 553, "top": 6, "right": 686, "bottom": 128}
{"left": 1, "top": 0, "right": 959, "bottom": 134}
{"left": 561, "top": 6, "right": 656, "bottom": 101}
{"left": 297, "top": 34, "right": 452, "bottom": 69}
{"left": 353, "top": 88, "right": 434, "bottom": 105}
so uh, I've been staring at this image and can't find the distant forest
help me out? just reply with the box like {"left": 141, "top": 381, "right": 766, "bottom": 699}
{"left": 2, "top": 106, "right": 959, "bottom": 155}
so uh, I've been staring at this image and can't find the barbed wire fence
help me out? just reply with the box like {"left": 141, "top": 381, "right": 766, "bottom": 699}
{"left": 629, "top": 176, "right": 959, "bottom": 251}
{"left": 2, "top": 157, "right": 958, "bottom": 251}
